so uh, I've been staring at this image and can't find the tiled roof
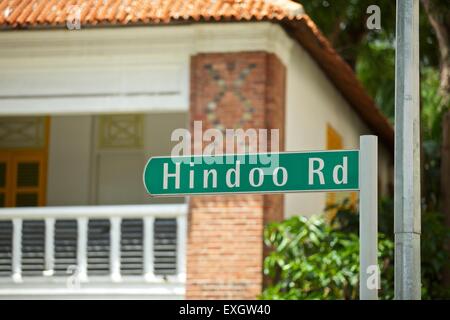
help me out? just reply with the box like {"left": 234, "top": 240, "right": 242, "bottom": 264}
{"left": 0, "top": 0, "right": 394, "bottom": 150}
{"left": 0, "top": 0, "right": 304, "bottom": 27}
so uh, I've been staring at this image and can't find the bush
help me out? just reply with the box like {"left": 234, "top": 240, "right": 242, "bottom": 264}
{"left": 421, "top": 211, "right": 450, "bottom": 299}
{"left": 261, "top": 214, "right": 394, "bottom": 300}
{"left": 261, "top": 199, "right": 450, "bottom": 300}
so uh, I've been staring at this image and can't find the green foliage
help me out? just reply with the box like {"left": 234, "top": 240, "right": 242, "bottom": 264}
{"left": 332, "top": 198, "right": 450, "bottom": 299}
{"left": 356, "top": 40, "right": 395, "bottom": 122}
{"left": 282, "top": 0, "right": 450, "bottom": 300}
{"left": 261, "top": 211, "right": 394, "bottom": 300}
{"left": 421, "top": 67, "right": 448, "bottom": 212}
{"left": 261, "top": 199, "right": 450, "bottom": 300}
{"left": 274, "top": 0, "right": 450, "bottom": 300}
{"left": 299, "top": 0, "right": 397, "bottom": 67}
{"left": 422, "top": 68, "right": 445, "bottom": 141}
{"left": 299, "top": 0, "right": 443, "bottom": 121}
{"left": 421, "top": 211, "right": 450, "bottom": 299}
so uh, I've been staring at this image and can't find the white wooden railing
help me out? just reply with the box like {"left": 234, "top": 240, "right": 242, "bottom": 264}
{"left": 0, "top": 204, "right": 187, "bottom": 299}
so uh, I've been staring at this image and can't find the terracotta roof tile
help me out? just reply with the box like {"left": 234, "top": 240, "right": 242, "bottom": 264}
{"left": 0, "top": 0, "right": 304, "bottom": 27}
{"left": 0, "top": 0, "right": 394, "bottom": 150}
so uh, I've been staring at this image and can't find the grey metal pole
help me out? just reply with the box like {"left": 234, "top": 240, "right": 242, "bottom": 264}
{"left": 394, "top": 0, "right": 421, "bottom": 300}
{"left": 359, "top": 135, "right": 378, "bottom": 300}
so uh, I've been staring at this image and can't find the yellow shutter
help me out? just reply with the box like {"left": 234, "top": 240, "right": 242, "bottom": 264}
{"left": 11, "top": 151, "right": 47, "bottom": 207}
{"left": 327, "top": 124, "right": 343, "bottom": 150}
{"left": 0, "top": 118, "right": 49, "bottom": 207}
{"left": 0, "top": 153, "right": 12, "bottom": 207}
{"left": 325, "top": 124, "right": 357, "bottom": 218}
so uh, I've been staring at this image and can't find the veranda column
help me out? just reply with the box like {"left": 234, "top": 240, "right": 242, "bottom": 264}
{"left": 186, "top": 52, "right": 286, "bottom": 299}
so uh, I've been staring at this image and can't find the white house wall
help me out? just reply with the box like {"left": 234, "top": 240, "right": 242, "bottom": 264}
{"left": 47, "top": 113, "right": 187, "bottom": 206}
{"left": 284, "top": 39, "right": 393, "bottom": 218}
{"left": 119, "top": 112, "right": 187, "bottom": 205}
{"left": 0, "top": 23, "right": 291, "bottom": 116}
{"left": 47, "top": 115, "right": 93, "bottom": 206}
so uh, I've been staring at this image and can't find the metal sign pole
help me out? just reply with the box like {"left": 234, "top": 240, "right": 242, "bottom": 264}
{"left": 394, "top": 0, "right": 421, "bottom": 300}
{"left": 359, "top": 135, "right": 378, "bottom": 300}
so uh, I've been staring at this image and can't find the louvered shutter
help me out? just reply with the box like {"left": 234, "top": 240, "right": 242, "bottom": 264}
{"left": 87, "top": 219, "right": 110, "bottom": 275}
{"left": 54, "top": 219, "right": 78, "bottom": 276}
{"left": 14, "top": 157, "right": 44, "bottom": 207}
{"left": 154, "top": 218, "right": 177, "bottom": 276}
{"left": 21, "top": 220, "right": 45, "bottom": 276}
{"left": 0, "top": 220, "right": 12, "bottom": 276}
{"left": 120, "top": 219, "right": 143, "bottom": 275}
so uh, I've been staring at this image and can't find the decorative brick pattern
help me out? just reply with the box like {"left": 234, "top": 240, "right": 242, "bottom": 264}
{"left": 187, "top": 52, "right": 286, "bottom": 299}
{"left": 204, "top": 62, "right": 257, "bottom": 131}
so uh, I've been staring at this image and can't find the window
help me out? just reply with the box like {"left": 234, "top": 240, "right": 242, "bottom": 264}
{"left": 0, "top": 117, "right": 48, "bottom": 207}
{"left": 0, "top": 151, "right": 47, "bottom": 207}
{"left": 1, "top": 153, "right": 46, "bottom": 207}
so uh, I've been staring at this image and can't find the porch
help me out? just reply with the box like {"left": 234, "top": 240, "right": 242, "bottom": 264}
{"left": 0, "top": 23, "right": 194, "bottom": 298}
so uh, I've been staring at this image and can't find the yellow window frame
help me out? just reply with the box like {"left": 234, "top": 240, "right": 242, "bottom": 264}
{"left": 0, "top": 118, "right": 49, "bottom": 208}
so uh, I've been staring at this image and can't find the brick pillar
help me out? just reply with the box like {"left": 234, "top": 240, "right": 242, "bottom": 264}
{"left": 187, "top": 52, "right": 286, "bottom": 299}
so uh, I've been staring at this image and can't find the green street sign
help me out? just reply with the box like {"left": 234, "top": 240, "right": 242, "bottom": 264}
{"left": 143, "top": 135, "right": 378, "bottom": 300}
{"left": 143, "top": 150, "right": 359, "bottom": 196}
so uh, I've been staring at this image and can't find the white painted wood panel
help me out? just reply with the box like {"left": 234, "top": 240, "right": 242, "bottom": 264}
{"left": 0, "top": 23, "right": 292, "bottom": 115}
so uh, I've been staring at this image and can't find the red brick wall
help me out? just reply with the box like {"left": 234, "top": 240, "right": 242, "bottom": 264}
{"left": 187, "top": 52, "right": 286, "bottom": 299}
